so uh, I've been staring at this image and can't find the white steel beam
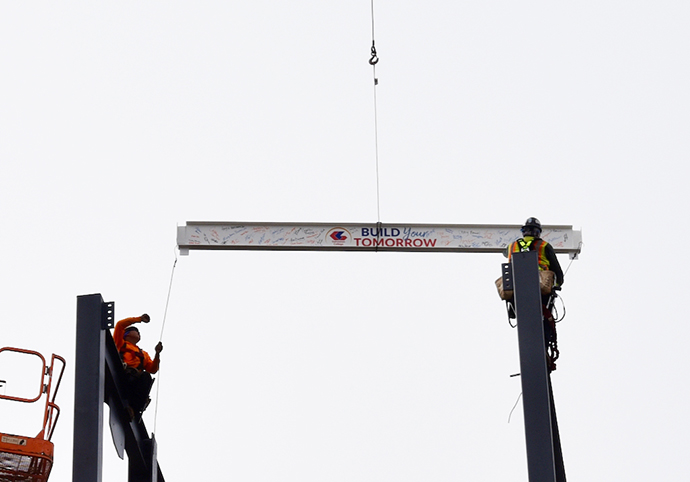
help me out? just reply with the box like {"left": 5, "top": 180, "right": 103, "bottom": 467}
{"left": 177, "top": 222, "right": 583, "bottom": 258}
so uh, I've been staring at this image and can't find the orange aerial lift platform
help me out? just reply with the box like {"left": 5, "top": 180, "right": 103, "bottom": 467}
{"left": 0, "top": 347, "right": 65, "bottom": 482}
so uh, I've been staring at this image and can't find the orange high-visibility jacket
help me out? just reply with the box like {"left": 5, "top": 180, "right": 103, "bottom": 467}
{"left": 113, "top": 317, "right": 159, "bottom": 373}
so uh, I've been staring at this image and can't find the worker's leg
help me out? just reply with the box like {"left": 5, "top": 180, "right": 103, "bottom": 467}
{"left": 541, "top": 296, "right": 558, "bottom": 371}
{"left": 123, "top": 369, "right": 154, "bottom": 414}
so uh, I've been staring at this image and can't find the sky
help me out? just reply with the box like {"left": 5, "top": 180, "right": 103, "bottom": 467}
{"left": 1, "top": 1, "right": 689, "bottom": 481}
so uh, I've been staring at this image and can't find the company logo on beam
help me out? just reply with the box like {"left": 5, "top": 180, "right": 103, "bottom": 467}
{"left": 325, "top": 227, "right": 352, "bottom": 246}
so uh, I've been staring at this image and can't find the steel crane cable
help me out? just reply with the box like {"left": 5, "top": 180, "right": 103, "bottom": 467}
{"left": 369, "top": 0, "right": 381, "bottom": 223}
{"left": 152, "top": 245, "right": 179, "bottom": 434}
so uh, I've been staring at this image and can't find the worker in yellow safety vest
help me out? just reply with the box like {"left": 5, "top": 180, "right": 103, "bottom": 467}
{"left": 504, "top": 217, "right": 565, "bottom": 370}
{"left": 506, "top": 217, "right": 564, "bottom": 288}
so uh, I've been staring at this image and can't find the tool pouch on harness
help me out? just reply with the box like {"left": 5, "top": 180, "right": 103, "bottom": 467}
{"left": 495, "top": 269, "right": 556, "bottom": 300}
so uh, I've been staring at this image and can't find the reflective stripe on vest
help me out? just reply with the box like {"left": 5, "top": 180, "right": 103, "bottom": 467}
{"left": 508, "top": 238, "right": 550, "bottom": 271}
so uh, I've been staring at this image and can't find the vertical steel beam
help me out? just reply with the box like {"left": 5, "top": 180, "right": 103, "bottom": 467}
{"left": 511, "top": 251, "right": 557, "bottom": 482}
{"left": 73, "top": 294, "right": 106, "bottom": 482}
{"left": 74, "top": 293, "right": 165, "bottom": 482}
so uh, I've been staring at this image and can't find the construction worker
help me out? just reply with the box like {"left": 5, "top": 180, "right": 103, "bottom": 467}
{"left": 505, "top": 217, "right": 564, "bottom": 370}
{"left": 113, "top": 314, "right": 163, "bottom": 420}
{"left": 505, "top": 217, "right": 564, "bottom": 288}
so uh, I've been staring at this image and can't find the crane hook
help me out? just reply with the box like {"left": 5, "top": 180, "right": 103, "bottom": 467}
{"left": 369, "top": 42, "right": 379, "bottom": 65}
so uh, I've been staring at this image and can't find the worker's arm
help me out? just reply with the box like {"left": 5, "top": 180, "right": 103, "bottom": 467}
{"left": 145, "top": 342, "right": 163, "bottom": 374}
{"left": 113, "top": 317, "right": 140, "bottom": 350}
{"left": 113, "top": 314, "right": 150, "bottom": 350}
{"left": 503, "top": 240, "right": 519, "bottom": 259}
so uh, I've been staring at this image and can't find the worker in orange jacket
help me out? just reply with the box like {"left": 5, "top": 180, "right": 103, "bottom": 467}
{"left": 113, "top": 314, "right": 163, "bottom": 419}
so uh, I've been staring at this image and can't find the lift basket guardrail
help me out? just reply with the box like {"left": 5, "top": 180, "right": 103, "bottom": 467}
{"left": 0, "top": 347, "right": 66, "bottom": 482}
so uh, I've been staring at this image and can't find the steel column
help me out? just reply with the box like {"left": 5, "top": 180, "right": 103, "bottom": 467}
{"left": 74, "top": 294, "right": 165, "bottom": 482}
{"left": 73, "top": 293, "right": 106, "bottom": 482}
{"left": 511, "top": 252, "right": 557, "bottom": 482}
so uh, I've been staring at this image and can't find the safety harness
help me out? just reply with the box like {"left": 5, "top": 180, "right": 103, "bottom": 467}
{"left": 508, "top": 237, "right": 563, "bottom": 371}
{"left": 120, "top": 342, "right": 146, "bottom": 372}
{"left": 516, "top": 238, "right": 532, "bottom": 251}
{"left": 543, "top": 293, "right": 560, "bottom": 371}
{"left": 510, "top": 237, "right": 551, "bottom": 272}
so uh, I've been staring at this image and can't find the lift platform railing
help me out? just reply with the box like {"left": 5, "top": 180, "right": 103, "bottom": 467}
{"left": 0, "top": 347, "right": 66, "bottom": 482}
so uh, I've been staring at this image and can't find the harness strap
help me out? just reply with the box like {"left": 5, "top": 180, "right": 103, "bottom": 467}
{"left": 517, "top": 238, "right": 533, "bottom": 252}
{"left": 120, "top": 343, "right": 145, "bottom": 371}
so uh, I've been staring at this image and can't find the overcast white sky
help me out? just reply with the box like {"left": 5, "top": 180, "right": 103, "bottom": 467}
{"left": 1, "top": 2, "right": 689, "bottom": 481}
